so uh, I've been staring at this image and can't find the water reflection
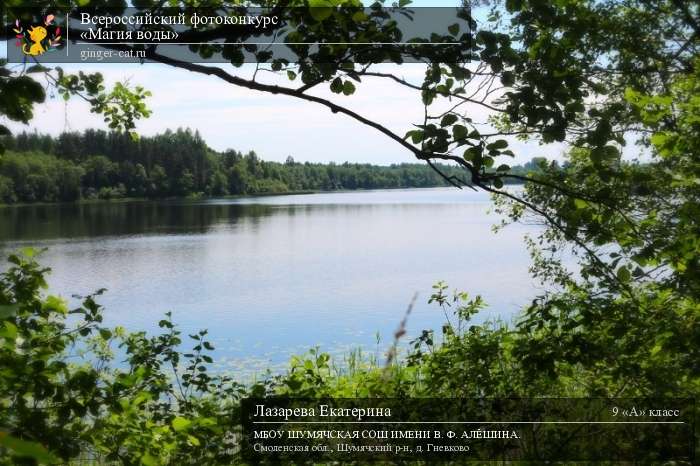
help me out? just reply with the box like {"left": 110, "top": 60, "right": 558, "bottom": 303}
{"left": 0, "top": 201, "right": 281, "bottom": 240}
{"left": 0, "top": 188, "right": 538, "bottom": 375}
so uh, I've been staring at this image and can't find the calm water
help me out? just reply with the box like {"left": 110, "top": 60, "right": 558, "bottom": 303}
{"left": 0, "top": 188, "right": 539, "bottom": 374}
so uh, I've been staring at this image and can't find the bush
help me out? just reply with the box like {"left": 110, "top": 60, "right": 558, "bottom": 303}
{"left": 0, "top": 250, "right": 251, "bottom": 465}
{"left": 1, "top": 248, "right": 697, "bottom": 464}
{"left": 0, "top": 175, "right": 16, "bottom": 204}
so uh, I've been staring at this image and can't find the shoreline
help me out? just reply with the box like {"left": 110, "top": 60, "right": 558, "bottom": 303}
{"left": 0, "top": 184, "right": 523, "bottom": 208}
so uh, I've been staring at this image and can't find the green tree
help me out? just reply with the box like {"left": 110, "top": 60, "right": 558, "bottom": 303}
{"left": 490, "top": 61, "right": 700, "bottom": 398}
{"left": 0, "top": 61, "right": 45, "bottom": 155}
{"left": 82, "top": 155, "right": 117, "bottom": 190}
{"left": 227, "top": 163, "right": 249, "bottom": 195}
{"left": 148, "top": 164, "right": 169, "bottom": 197}
{"left": 208, "top": 169, "right": 228, "bottom": 196}
{"left": 56, "top": 163, "right": 83, "bottom": 201}
{"left": 175, "top": 169, "right": 195, "bottom": 196}
{"left": 0, "top": 176, "right": 15, "bottom": 204}
{"left": 0, "top": 250, "right": 251, "bottom": 465}
{"left": 2, "top": 129, "right": 486, "bottom": 204}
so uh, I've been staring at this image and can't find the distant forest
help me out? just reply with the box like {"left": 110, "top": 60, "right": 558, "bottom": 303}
{"left": 0, "top": 129, "right": 543, "bottom": 204}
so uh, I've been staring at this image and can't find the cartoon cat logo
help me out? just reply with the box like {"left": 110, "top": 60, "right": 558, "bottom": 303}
{"left": 13, "top": 15, "right": 62, "bottom": 56}
{"left": 24, "top": 26, "right": 48, "bottom": 56}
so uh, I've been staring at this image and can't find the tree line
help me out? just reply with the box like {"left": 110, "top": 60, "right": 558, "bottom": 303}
{"left": 0, "top": 129, "right": 538, "bottom": 204}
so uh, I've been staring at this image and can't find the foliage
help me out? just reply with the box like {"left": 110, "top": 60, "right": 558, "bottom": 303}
{"left": 490, "top": 60, "right": 700, "bottom": 399}
{"left": 0, "top": 129, "right": 537, "bottom": 204}
{"left": 0, "top": 251, "right": 473, "bottom": 464}
{"left": 1, "top": 239, "right": 696, "bottom": 464}
{"left": 0, "top": 60, "right": 45, "bottom": 154}
{"left": 56, "top": 71, "right": 151, "bottom": 141}
{"left": 0, "top": 152, "right": 83, "bottom": 203}
{"left": 0, "top": 249, "right": 256, "bottom": 465}
{"left": 0, "top": 61, "right": 149, "bottom": 155}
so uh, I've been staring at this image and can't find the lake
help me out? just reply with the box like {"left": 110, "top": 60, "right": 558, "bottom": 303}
{"left": 0, "top": 187, "right": 539, "bottom": 375}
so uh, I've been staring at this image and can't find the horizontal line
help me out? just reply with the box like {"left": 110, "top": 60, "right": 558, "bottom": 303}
{"left": 78, "top": 42, "right": 464, "bottom": 45}
{"left": 252, "top": 421, "right": 687, "bottom": 425}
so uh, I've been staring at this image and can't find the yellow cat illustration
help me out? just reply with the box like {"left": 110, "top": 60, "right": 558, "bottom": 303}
{"left": 23, "top": 26, "right": 47, "bottom": 56}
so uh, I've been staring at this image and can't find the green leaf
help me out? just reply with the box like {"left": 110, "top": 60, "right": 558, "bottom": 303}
{"left": 616, "top": 266, "right": 631, "bottom": 283}
{"left": 464, "top": 146, "right": 482, "bottom": 161}
{"left": 342, "top": 81, "right": 356, "bottom": 96}
{"left": 172, "top": 417, "right": 192, "bottom": 432}
{"left": 447, "top": 23, "right": 460, "bottom": 36}
{"left": 440, "top": 114, "right": 459, "bottom": 127}
{"left": 500, "top": 71, "right": 515, "bottom": 86}
{"left": 452, "top": 125, "right": 467, "bottom": 140}
{"left": 405, "top": 130, "right": 424, "bottom": 144}
{"left": 0, "top": 432, "right": 56, "bottom": 464}
{"left": 140, "top": 453, "right": 158, "bottom": 466}
{"left": 21, "top": 247, "right": 37, "bottom": 258}
{"left": 43, "top": 295, "right": 68, "bottom": 314}
{"left": 486, "top": 139, "right": 508, "bottom": 150}
{"left": 330, "top": 77, "right": 343, "bottom": 94}
{"left": 351, "top": 11, "right": 367, "bottom": 22}
{"left": 285, "top": 378, "right": 303, "bottom": 390}
{"left": 0, "top": 322, "right": 18, "bottom": 340}
{"left": 0, "top": 304, "right": 20, "bottom": 319}
{"left": 309, "top": 0, "right": 334, "bottom": 22}
{"left": 590, "top": 145, "right": 620, "bottom": 165}
{"left": 650, "top": 133, "right": 671, "bottom": 154}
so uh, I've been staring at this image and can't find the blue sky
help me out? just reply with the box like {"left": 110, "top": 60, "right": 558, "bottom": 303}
{"left": 1, "top": 2, "right": 567, "bottom": 165}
